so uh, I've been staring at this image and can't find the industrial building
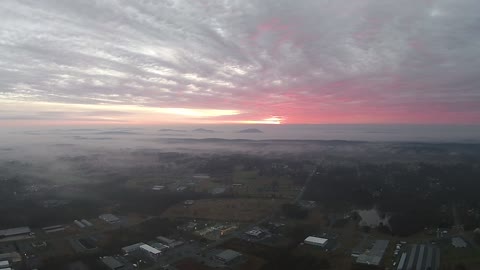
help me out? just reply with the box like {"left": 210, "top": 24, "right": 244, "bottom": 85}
{"left": 100, "top": 256, "right": 124, "bottom": 270}
{"left": 0, "top": 227, "right": 31, "bottom": 238}
{"left": 304, "top": 236, "right": 328, "bottom": 247}
{"left": 210, "top": 187, "right": 227, "bottom": 195}
{"left": 42, "top": 225, "right": 65, "bottom": 233}
{"left": 0, "top": 260, "right": 10, "bottom": 268}
{"left": 451, "top": 237, "right": 467, "bottom": 248}
{"left": 156, "top": 236, "right": 183, "bottom": 248}
{"left": 81, "top": 219, "right": 93, "bottom": 227}
{"left": 245, "top": 227, "right": 266, "bottom": 239}
{"left": 215, "top": 249, "right": 242, "bottom": 265}
{"left": 355, "top": 240, "right": 389, "bottom": 266}
{"left": 74, "top": 220, "right": 85, "bottom": 228}
{"left": 99, "top": 214, "right": 120, "bottom": 224}
{"left": 0, "top": 252, "right": 21, "bottom": 263}
{"left": 139, "top": 244, "right": 162, "bottom": 261}
{"left": 121, "top": 242, "right": 146, "bottom": 254}
{"left": 396, "top": 244, "right": 440, "bottom": 270}
{"left": 148, "top": 242, "right": 169, "bottom": 253}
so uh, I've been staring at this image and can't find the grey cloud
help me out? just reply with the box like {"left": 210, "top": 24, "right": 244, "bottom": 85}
{"left": 0, "top": 0, "right": 480, "bottom": 121}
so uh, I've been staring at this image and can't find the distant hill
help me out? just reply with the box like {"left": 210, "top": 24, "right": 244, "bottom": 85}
{"left": 192, "top": 128, "right": 215, "bottom": 133}
{"left": 159, "top": 129, "right": 186, "bottom": 132}
{"left": 237, "top": 128, "right": 263, "bottom": 133}
{"left": 96, "top": 131, "right": 137, "bottom": 135}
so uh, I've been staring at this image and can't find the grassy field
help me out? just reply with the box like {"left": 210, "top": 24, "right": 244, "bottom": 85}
{"left": 162, "top": 198, "right": 287, "bottom": 222}
{"left": 231, "top": 168, "right": 299, "bottom": 199}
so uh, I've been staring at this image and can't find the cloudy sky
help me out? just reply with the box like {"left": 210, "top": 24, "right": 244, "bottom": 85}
{"left": 1, "top": 0, "right": 480, "bottom": 125}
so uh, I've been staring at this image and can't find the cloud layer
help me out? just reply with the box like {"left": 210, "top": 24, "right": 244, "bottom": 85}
{"left": 1, "top": 0, "right": 480, "bottom": 124}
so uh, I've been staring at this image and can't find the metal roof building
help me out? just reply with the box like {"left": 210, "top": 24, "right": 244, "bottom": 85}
{"left": 0, "top": 226, "right": 31, "bottom": 237}
{"left": 215, "top": 249, "right": 242, "bottom": 264}
{"left": 100, "top": 256, "right": 124, "bottom": 270}
{"left": 304, "top": 236, "right": 328, "bottom": 247}
{"left": 0, "top": 260, "right": 10, "bottom": 268}
{"left": 121, "top": 242, "right": 146, "bottom": 254}
{"left": 355, "top": 240, "right": 389, "bottom": 266}
{"left": 99, "top": 214, "right": 120, "bottom": 223}
{"left": 140, "top": 244, "right": 161, "bottom": 255}
{"left": 451, "top": 237, "right": 467, "bottom": 248}
{"left": 396, "top": 244, "right": 440, "bottom": 270}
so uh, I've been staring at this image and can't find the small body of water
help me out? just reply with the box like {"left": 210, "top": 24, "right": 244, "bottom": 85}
{"left": 356, "top": 208, "right": 390, "bottom": 228}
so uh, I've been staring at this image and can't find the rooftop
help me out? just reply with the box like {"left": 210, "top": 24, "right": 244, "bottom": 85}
{"left": 99, "top": 214, "right": 120, "bottom": 223}
{"left": 101, "top": 256, "right": 124, "bottom": 270}
{"left": 140, "top": 244, "right": 162, "bottom": 255}
{"left": 215, "top": 249, "right": 242, "bottom": 262}
{"left": 304, "top": 236, "right": 328, "bottom": 245}
{"left": 452, "top": 237, "right": 467, "bottom": 248}
{"left": 355, "top": 240, "right": 389, "bottom": 266}
{"left": 0, "top": 226, "right": 31, "bottom": 237}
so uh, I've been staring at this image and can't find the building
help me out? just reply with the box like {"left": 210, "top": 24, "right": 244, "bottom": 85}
{"left": 304, "top": 236, "right": 328, "bottom": 247}
{"left": 0, "top": 252, "right": 21, "bottom": 263}
{"left": 42, "top": 225, "right": 65, "bottom": 233}
{"left": 355, "top": 240, "right": 389, "bottom": 266}
{"left": 210, "top": 187, "right": 226, "bottom": 195}
{"left": 139, "top": 244, "right": 162, "bottom": 261}
{"left": 184, "top": 200, "right": 195, "bottom": 206}
{"left": 121, "top": 242, "right": 146, "bottom": 254}
{"left": 451, "top": 237, "right": 467, "bottom": 248}
{"left": 396, "top": 244, "right": 440, "bottom": 270}
{"left": 245, "top": 227, "right": 266, "bottom": 239}
{"left": 74, "top": 220, "right": 85, "bottom": 228}
{"left": 100, "top": 256, "right": 124, "bottom": 270}
{"left": 0, "top": 261, "right": 10, "bottom": 268}
{"left": 81, "top": 219, "right": 93, "bottom": 227}
{"left": 152, "top": 185, "right": 165, "bottom": 191}
{"left": 99, "top": 214, "right": 120, "bottom": 224}
{"left": 148, "top": 242, "right": 169, "bottom": 253}
{"left": 0, "top": 227, "right": 31, "bottom": 238}
{"left": 156, "top": 236, "right": 183, "bottom": 248}
{"left": 215, "top": 249, "right": 242, "bottom": 265}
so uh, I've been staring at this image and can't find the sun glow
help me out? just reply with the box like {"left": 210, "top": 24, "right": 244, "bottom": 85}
{"left": 238, "top": 116, "right": 284, "bottom": 124}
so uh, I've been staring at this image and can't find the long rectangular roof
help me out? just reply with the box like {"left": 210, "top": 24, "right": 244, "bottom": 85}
{"left": 304, "top": 236, "right": 328, "bottom": 244}
{"left": 140, "top": 244, "right": 161, "bottom": 255}
{"left": 0, "top": 226, "right": 31, "bottom": 237}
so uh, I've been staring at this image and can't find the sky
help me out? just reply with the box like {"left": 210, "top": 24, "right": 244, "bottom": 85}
{"left": 1, "top": 0, "right": 480, "bottom": 126}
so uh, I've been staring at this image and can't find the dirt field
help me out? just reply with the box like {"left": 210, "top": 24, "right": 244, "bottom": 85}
{"left": 162, "top": 198, "right": 287, "bottom": 222}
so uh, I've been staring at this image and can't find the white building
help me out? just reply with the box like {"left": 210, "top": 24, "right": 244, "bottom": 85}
{"left": 99, "top": 214, "right": 120, "bottom": 223}
{"left": 140, "top": 244, "right": 162, "bottom": 261}
{"left": 304, "top": 236, "right": 328, "bottom": 247}
{"left": 121, "top": 242, "right": 146, "bottom": 254}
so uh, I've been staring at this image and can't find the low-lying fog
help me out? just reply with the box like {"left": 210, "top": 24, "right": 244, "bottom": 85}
{"left": 1, "top": 124, "right": 480, "bottom": 185}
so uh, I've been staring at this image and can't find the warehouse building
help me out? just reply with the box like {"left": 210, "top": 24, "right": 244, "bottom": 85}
{"left": 139, "top": 244, "right": 162, "bottom": 261}
{"left": 0, "top": 227, "right": 31, "bottom": 238}
{"left": 100, "top": 256, "right": 124, "bottom": 270}
{"left": 396, "top": 244, "right": 440, "bottom": 270}
{"left": 215, "top": 249, "right": 242, "bottom": 265}
{"left": 99, "top": 214, "right": 120, "bottom": 224}
{"left": 355, "top": 240, "right": 389, "bottom": 266}
{"left": 121, "top": 242, "right": 146, "bottom": 254}
{"left": 304, "top": 236, "right": 328, "bottom": 248}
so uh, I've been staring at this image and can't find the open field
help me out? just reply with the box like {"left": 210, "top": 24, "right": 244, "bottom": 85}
{"left": 162, "top": 198, "right": 287, "bottom": 222}
{"left": 231, "top": 169, "right": 299, "bottom": 199}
